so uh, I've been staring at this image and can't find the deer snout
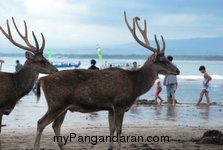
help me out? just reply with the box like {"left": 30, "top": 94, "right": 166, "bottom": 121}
{"left": 49, "top": 68, "right": 58, "bottom": 74}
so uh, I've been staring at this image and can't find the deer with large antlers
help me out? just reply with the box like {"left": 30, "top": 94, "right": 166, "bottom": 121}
{"left": 34, "top": 12, "right": 180, "bottom": 150}
{"left": 0, "top": 17, "right": 57, "bottom": 133}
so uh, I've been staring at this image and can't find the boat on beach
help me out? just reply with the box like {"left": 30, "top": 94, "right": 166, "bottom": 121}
{"left": 47, "top": 49, "right": 81, "bottom": 69}
{"left": 50, "top": 61, "right": 81, "bottom": 69}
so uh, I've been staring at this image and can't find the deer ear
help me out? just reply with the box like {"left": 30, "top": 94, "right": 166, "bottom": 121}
{"left": 25, "top": 51, "right": 34, "bottom": 60}
{"left": 152, "top": 52, "right": 158, "bottom": 62}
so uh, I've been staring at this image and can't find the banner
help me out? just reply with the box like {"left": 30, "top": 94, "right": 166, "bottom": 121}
{"left": 48, "top": 49, "right": 52, "bottom": 59}
{"left": 96, "top": 44, "right": 103, "bottom": 62}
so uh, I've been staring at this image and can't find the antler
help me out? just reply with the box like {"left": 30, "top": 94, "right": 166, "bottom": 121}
{"left": 0, "top": 17, "right": 45, "bottom": 53}
{"left": 124, "top": 11, "right": 165, "bottom": 53}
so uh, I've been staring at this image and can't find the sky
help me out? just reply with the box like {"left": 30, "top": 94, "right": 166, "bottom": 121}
{"left": 0, "top": 0, "right": 223, "bottom": 54}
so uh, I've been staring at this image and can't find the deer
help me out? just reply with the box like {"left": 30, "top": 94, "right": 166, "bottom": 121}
{"left": 34, "top": 11, "right": 180, "bottom": 150}
{"left": 0, "top": 17, "right": 58, "bottom": 133}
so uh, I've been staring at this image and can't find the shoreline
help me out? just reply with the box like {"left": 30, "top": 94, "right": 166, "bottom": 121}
{"left": 2, "top": 99, "right": 223, "bottom": 129}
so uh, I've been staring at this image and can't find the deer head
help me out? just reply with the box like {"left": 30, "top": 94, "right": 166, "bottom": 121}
{"left": 124, "top": 12, "right": 180, "bottom": 75}
{"left": 0, "top": 17, "right": 57, "bottom": 74}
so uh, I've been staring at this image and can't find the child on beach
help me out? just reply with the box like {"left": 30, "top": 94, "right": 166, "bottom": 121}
{"left": 195, "top": 65, "right": 212, "bottom": 107}
{"left": 154, "top": 77, "right": 164, "bottom": 105}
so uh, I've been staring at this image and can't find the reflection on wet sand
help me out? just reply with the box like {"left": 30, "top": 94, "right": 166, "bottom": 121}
{"left": 197, "top": 106, "right": 210, "bottom": 120}
{"left": 154, "top": 105, "right": 162, "bottom": 120}
{"left": 130, "top": 105, "right": 139, "bottom": 114}
{"left": 88, "top": 112, "right": 99, "bottom": 121}
{"left": 166, "top": 106, "right": 177, "bottom": 121}
{"left": 4, "top": 93, "right": 223, "bottom": 128}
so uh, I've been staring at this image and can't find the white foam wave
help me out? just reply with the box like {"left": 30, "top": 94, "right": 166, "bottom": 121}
{"left": 159, "top": 74, "right": 223, "bottom": 80}
{"left": 178, "top": 75, "right": 202, "bottom": 80}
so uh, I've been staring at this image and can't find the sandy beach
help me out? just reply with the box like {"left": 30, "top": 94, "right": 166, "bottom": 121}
{"left": 1, "top": 97, "right": 223, "bottom": 150}
{"left": 0, "top": 121, "right": 223, "bottom": 150}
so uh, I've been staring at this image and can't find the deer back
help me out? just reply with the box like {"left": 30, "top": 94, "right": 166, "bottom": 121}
{"left": 37, "top": 68, "right": 142, "bottom": 109}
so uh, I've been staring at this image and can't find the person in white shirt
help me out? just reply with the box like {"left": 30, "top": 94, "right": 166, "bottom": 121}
{"left": 195, "top": 65, "right": 212, "bottom": 107}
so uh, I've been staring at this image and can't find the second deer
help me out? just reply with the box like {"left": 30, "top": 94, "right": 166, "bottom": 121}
{"left": 34, "top": 12, "right": 180, "bottom": 150}
{"left": 0, "top": 17, "right": 58, "bottom": 135}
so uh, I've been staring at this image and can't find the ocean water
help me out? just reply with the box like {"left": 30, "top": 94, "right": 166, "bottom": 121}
{"left": 1, "top": 56, "right": 222, "bottom": 103}
{"left": 0, "top": 56, "right": 223, "bottom": 127}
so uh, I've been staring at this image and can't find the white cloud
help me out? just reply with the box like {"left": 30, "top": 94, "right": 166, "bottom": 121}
{"left": 0, "top": 0, "right": 223, "bottom": 53}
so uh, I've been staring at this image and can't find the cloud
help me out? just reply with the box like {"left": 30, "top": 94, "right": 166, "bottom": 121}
{"left": 0, "top": 0, "right": 223, "bottom": 53}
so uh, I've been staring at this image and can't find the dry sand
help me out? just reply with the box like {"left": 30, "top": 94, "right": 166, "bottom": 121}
{"left": 0, "top": 122, "right": 222, "bottom": 150}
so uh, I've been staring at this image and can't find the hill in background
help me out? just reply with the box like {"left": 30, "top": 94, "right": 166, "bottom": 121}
{"left": 1, "top": 37, "right": 223, "bottom": 56}
{"left": 50, "top": 37, "right": 223, "bottom": 56}
{"left": 102, "top": 37, "right": 223, "bottom": 56}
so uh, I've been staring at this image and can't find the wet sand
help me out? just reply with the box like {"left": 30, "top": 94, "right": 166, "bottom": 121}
{"left": 1, "top": 95, "right": 223, "bottom": 149}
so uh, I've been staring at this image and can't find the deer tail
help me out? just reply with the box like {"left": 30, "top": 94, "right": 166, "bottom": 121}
{"left": 36, "top": 79, "right": 42, "bottom": 102}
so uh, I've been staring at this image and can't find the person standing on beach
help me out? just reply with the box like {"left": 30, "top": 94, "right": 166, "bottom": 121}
{"left": 88, "top": 59, "right": 99, "bottom": 116}
{"left": 170, "top": 83, "right": 177, "bottom": 101}
{"left": 88, "top": 59, "right": 99, "bottom": 70}
{"left": 163, "top": 56, "right": 178, "bottom": 105}
{"left": 195, "top": 65, "right": 212, "bottom": 107}
{"left": 15, "top": 60, "right": 23, "bottom": 72}
{"left": 125, "top": 63, "right": 131, "bottom": 70}
{"left": 131, "top": 61, "right": 138, "bottom": 70}
{"left": 154, "top": 76, "right": 164, "bottom": 105}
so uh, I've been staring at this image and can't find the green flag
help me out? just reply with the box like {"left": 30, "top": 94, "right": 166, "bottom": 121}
{"left": 48, "top": 49, "right": 52, "bottom": 59}
{"left": 96, "top": 45, "right": 103, "bottom": 62}
{"left": 98, "top": 48, "right": 103, "bottom": 61}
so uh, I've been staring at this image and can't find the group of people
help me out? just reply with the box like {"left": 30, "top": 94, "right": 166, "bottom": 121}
{"left": 120, "top": 56, "right": 211, "bottom": 107}
{"left": 16, "top": 57, "right": 212, "bottom": 107}
{"left": 153, "top": 56, "right": 212, "bottom": 107}
{"left": 89, "top": 59, "right": 138, "bottom": 71}
{"left": 153, "top": 56, "right": 177, "bottom": 105}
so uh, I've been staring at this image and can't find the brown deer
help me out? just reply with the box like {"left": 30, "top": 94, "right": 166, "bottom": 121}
{"left": 34, "top": 12, "right": 180, "bottom": 150}
{"left": 0, "top": 17, "right": 58, "bottom": 133}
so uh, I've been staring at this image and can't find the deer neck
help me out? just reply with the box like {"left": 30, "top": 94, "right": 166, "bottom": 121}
{"left": 134, "top": 56, "right": 158, "bottom": 96}
{"left": 14, "top": 60, "right": 39, "bottom": 95}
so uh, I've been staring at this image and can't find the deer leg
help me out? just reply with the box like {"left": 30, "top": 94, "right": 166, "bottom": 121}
{"left": 108, "top": 109, "right": 115, "bottom": 150}
{"left": 52, "top": 110, "right": 68, "bottom": 150}
{"left": 0, "top": 113, "right": 3, "bottom": 133}
{"left": 34, "top": 106, "right": 67, "bottom": 150}
{"left": 0, "top": 113, "right": 2, "bottom": 149}
{"left": 114, "top": 110, "right": 125, "bottom": 150}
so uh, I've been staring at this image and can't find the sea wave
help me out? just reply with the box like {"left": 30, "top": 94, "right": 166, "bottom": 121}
{"left": 159, "top": 74, "right": 223, "bottom": 80}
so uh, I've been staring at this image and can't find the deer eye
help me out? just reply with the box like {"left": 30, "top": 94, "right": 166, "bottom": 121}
{"left": 159, "top": 59, "right": 166, "bottom": 65}
{"left": 39, "top": 60, "right": 45, "bottom": 67}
